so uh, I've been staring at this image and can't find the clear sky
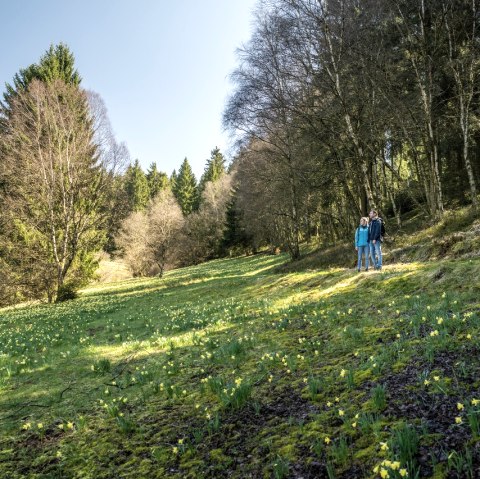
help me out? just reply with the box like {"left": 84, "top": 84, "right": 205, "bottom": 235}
{"left": 0, "top": 0, "right": 257, "bottom": 178}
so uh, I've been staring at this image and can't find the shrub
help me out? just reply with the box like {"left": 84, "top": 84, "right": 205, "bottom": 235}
{"left": 56, "top": 283, "right": 78, "bottom": 302}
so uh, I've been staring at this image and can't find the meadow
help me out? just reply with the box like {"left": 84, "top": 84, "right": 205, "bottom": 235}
{"left": 1, "top": 250, "right": 480, "bottom": 478}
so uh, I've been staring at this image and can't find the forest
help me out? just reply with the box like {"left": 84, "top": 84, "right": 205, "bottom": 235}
{"left": 1, "top": 0, "right": 480, "bottom": 305}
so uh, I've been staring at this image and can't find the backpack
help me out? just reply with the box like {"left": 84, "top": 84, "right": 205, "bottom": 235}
{"left": 380, "top": 218, "right": 386, "bottom": 240}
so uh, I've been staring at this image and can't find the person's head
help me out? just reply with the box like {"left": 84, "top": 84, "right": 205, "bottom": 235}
{"left": 360, "top": 217, "right": 369, "bottom": 226}
{"left": 369, "top": 209, "right": 378, "bottom": 219}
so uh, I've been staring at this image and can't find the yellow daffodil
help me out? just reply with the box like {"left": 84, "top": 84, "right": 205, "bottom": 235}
{"left": 324, "top": 436, "right": 331, "bottom": 444}
{"left": 455, "top": 416, "right": 462, "bottom": 424}
{"left": 380, "top": 468, "right": 390, "bottom": 478}
{"left": 390, "top": 461, "right": 400, "bottom": 470}
{"left": 457, "top": 403, "right": 464, "bottom": 411}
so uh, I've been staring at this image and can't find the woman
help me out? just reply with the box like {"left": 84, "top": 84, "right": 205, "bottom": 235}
{"left": 355, "top": 217, "right": 370, "bottom": 272}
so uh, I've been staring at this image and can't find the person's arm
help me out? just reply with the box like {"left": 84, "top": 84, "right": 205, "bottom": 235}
{"left": 373, "top": 220, "right": 380, "bottom": 242}
{"left": 355, "top": 228, "right": 358, "bottom": 249}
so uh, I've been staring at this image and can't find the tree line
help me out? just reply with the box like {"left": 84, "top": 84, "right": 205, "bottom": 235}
{"left": 115, "top": 149, "right": 236, "bottom": 278}
{"left": 0, "top": 45, "right": 241, "bottom": 305}
{"left": 2, "top": 0, "right": 480, "bottom": 304}
{"left": 224, "top": 0, "right": 480, "bottom": 259}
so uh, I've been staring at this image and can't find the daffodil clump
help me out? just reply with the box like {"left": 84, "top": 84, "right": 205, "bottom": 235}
{"left": 1, "top": 251, "right": 480, "bottom": 478}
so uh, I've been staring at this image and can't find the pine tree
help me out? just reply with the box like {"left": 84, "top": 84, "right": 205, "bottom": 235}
{"left": 147, "top": 162, "right": 169, "bottom": 199}
{"left": 0, "top": 44, "right": 99, "bottom": 303}
{"left": 170, "top": 169, "right": 178, "bottom": 196}
{"left": 2, "top": 43, "right": 81, "bottom": 111}
{"left": 174, "top": 158, "right": 198, "bottom": 215}
{"left": 198, "top": 147, "right": 227, "bottom": 195}
{"left": 124, "top": 160, "right": 150, "bottom": 212}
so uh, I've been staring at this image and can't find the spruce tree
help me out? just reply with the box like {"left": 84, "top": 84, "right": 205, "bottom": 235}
{"left": 0, "top": 44, "right": 98, "bottom": 302}
{"left": 147, "top": 162, "right": 169, "bottom": 199}
{"left": 198, "top": 147, "right": 227, "bottom": 195}
{"left": 170, "top": 169, "right": 178, "bottom": 196}
{"left": 124, "top": 160, "right": 150, "bottom": 212}
{"left": 174, "top": 158, "right": 198, "bottom": 215}
{"left": 2, "top": 43, "right": 81, "bottom": 111}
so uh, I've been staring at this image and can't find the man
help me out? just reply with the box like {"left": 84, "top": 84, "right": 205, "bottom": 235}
{"left": 368, "top": 209, "right": 383, "bottom": 270}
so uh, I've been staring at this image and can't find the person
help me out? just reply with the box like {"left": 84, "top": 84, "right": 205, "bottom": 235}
{"left": 368, "top": 209, "right": 383, "bottom": 270}
{"left": 355, "top": 217, "right": 370, "bottom": 272}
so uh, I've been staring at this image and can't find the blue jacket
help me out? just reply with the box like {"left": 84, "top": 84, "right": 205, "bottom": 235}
{"left": 368, "top": 218, "right": 382, "bottom": 242}
{"left": 355, "top": 226, "right": 369, "bottom": 247}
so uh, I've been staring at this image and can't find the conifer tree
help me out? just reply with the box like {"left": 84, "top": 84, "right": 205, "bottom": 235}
{"left": 170, "top": 169, "right": 178, "bottom": 196}
{"left": 198, "top": 147, "right": 227, "bottom": 195}
{"left": 0, "top": 44, "right": 106, "bottom": 303}
{"left": 0, "top": 79, "right": 109, "bottom": 302}
{"left": 174, "top": 158, "right": 198, "bottom": 215}
{"left": 147, "top": 162, "right": 169, "bottom": 199}
{"left": 124, "top": 160, "right": 150, "bottom": 212}
{"left": 2, "top": 43, "right": 81, "bottom": 112}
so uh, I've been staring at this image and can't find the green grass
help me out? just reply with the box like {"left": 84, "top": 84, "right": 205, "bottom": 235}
{"left": 1, "top": 252, "right": 480, "bottom": 478}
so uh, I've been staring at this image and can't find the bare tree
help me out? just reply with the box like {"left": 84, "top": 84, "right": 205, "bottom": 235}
{"left": 86, "top": 90, "right": 129, "bottom": 176}
{"left": 116, "top": 188, "right": 184, "bottom": 277}
{"left": 116, "top": 211, "right": 151, "bottom": 277}
{"left": 444, "top": 0, "right": 479, "bottom": 208}
{"left": 0, "top": 79, "right": 113, "bottom": 301}
{"left": 147, "top": 188, "right": 185, "bottom": 276}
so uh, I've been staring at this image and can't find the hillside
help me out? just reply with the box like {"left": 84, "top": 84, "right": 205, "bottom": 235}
{"left": 1, "top": 225, "right": 480, "bottom": 477}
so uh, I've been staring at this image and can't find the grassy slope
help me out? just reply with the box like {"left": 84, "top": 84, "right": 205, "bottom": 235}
{"left": 277, "top": 206, "right": 480, "bottom": 272}
{"left": 1, "top": 233, "right": 480, "bottom": 477}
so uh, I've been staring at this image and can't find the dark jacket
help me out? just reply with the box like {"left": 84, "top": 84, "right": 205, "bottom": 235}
{"left": 368, "top": 217, "right": 382, "bottom": 242}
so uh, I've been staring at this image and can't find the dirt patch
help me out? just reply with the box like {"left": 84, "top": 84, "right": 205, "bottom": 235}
{"left": 366, "top": 352, "right": 480, "bottom": 477}
{"left": 194, "top": 387, "right": 322, "bottom": 478}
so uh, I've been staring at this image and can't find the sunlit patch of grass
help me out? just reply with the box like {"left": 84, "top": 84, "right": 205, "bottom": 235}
{"left": 1, "top": 250, "right": 480, "bottom": 478}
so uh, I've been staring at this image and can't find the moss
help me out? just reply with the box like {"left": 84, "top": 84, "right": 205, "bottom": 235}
{"left": 353, "top": 443, "right": 378, "bottom": 460}
{"left": 209, "top": 448, "right": 232, "bottom": 465}
{"left": 276, "top": 443, "right": 297, "bottom": 461}
{"left": 179, "top": 456, "right": 206, "bottom": 471}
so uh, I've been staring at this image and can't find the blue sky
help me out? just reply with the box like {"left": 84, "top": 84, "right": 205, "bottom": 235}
{"left": 0, "top": 0, "right": 257, "bottom": 178}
